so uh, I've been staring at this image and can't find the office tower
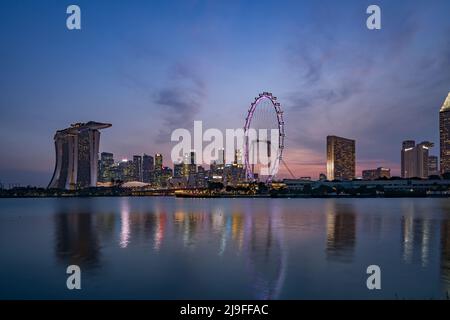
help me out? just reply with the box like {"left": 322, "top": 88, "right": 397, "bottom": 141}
{"left": 234, "top": 149, "right": 243, "bottom": 168}
{"left": 401, "top": 140, "right": 415, "bottom": 178}
{"left": 211, "top": 148, "right": 225, "bottom": 178}
{"left": 218, "top": 148, "right": 225, "bottom": 165}
{"left": 99, "top": 152, "right": 114, "bottom": 182}
{"left": 142, "top": 154, "right": 154, "bottom": 183}
{"left": 189, "top": 151, "right": 196, "bottom": 175}
{"left": 401, "top": 140, "right": 434, "bottom": 179}
{"left": 362, "top": 167, "right": 391, "bottom": 180}
{"left": 155, "top": 154, "right": 163, "bottom": 171}
{"left": 182, "top": 153, "right": 190, "bottom": 177}
{"left": 196, "top": 166, "right": 208, "bottom": 188}
{"left": 161, "top": 166, "right": 173, "bottom": 187}
{"left": 326, "top": 135, "right": 356, "bottom": 181}
{"left": 428, "top": 155, "right": 439, "bottom": 176}
{"left": 440, "top": 92, "right": 450, "bottom": 173}
{"left": 48, "top": 121, "right": 111, "bottom": 189}
{"left": 132, "top": 155, "right": 143, "bottom": 181}
{"left": 173, "top": 161, "right": 183, "bottom": 178}
{"left": 118, "top": 159, "right": 134, "bottom": 182}
{"left": 182, "top": 151, "right": 196, "bottom": 177}
{"left": 154, "top": 153, "right": 163, "bottom": 186}
{"left": 401, "top": 141, "right": 414, "bottom": 178}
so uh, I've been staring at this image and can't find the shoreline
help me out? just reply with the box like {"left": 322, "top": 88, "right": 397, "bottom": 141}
{"left": 1, "top": 194, "right": 450, "bottom": 199}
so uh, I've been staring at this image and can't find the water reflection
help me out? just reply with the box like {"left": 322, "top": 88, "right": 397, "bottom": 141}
{"left": 244, "top": 204, "right": 286, "bottom": 300}
{"left": 441, "top": 218, "right": 450, "bottom": 292}
{"left": 119, "top": 198, "right": 130, "bottom": 248}
{"left": 47, "top": 197, "right": 450, "bottom": 298}
{"left": 54, "top": 210, "right": 100, "bottom": 269}
{"left": 325, "top": 201, "right": 356, "bottom": 263}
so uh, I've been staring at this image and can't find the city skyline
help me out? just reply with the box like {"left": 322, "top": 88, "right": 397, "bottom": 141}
{"left": 1, "top": 1, "right": 450, "bottom": 186}
{"left": 2, "top": 91, "right": 450, "bottom": 187}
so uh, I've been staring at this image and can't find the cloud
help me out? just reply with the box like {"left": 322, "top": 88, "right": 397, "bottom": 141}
{"left": 280, "top": 6, "right": 450, "bottom": 177}
{"left": 154, "top": 62, "right": 206, "bottom": 143}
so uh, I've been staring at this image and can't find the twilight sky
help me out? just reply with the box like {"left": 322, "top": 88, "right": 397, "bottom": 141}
{"left": 0, "top": 0, "right": 450, "bottom": 186}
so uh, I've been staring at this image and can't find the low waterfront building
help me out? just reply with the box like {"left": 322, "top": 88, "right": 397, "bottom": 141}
{"left": 362, "top": 167, "right": 391, "bottom": 180}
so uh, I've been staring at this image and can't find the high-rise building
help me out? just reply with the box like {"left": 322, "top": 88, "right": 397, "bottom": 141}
{"left": 161, "top": 166, "right": 173, "bottom": 187}
{"left": 233, "top": 149, "right": 244, "bottom": 169}
{"left": 182, "top": 151, "right": 196, "bottom": 177}
{"left": 218, "top": 148, "right": 225, "bottom": 165}
{"left": 118, "top": 159, "right": 134, "bottom": 182}
{"left": 99, "top": 152, "right": 114, "bottom": 182}
{"left": 133, "top": 155, "right": 143, "bottom": 181}
{"left": 440, "top": 92, "right": 450, "bottom": 174}
{"left": 326, "top": 135, "right": 355, "bottom": 181}
{"left": 154, "top": 154, "right": 163, "bottom": 186}
{"left": 189, "top": 151, "right": 196, "bottom": 175}
{"left": 401, "top": 140, "right": 434, "bottom": 179}
{"left": 173, "top": 161, "right": 184, "bottom": 178}
{"left": 155, "top": 154, "right": 163, "bottom": 171}
{"left": 362, "top": 167, "right": 391, "bottom": 180}
{"left": 142, "top": 154, "right": 154, "bottom": 183}
{"left": 428, "top": 155, "right": 439, "bottom": 176}
{"left": 48, "top": 121, "right": 111, "bottom": 189}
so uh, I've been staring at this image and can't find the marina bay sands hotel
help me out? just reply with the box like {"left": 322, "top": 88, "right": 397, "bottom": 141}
{"left": 48, "top": 121, "right": 111, "bottom": 190}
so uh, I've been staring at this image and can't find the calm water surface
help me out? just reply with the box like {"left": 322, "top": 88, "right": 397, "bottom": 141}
{"left": 1, "top": 197, "right": 450, "bottom": 299}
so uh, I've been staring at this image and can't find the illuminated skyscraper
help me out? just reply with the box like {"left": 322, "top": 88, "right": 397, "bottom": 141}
{"left": 133, "top": 155, "right": 143, "bottom": 181}
{"left": 155, "top": 154, "right": 163, "bottom": 171}
{"left": 182, "top": 151, "right": 196, "bottom": 177}
{"left": 218, "top": 148, "right": 225, "bottom": 165}
{"left": 189, "top": 151, "right": 196, "bottom": 174}
{"left": 173, "top": 160, "right": 183, "bottom": 178}
{"left": 119, "top": 159, "right": 134, "bottom": 182}
{"left": 234, "top": 149, "right": 243, "bottom": 167}
{"left": 428, "top": 155, "right": 439, "bottom": 176}
{"left": 154, "top": 153, "right": 163, "bottom": 186}
{"left": 401, "top": 140, "right": 434, "bottom": 179}
{"left": 99, "top": 152, "right": 114, "bottom": 182}
{"left": 161, "top": 166, "right": 173, "bottom": 187}
{"left": 48, "top": 121, "right": 111, "bottom": 189}
{"left": 142, "top": 154, "right": 154, "bottom": 183}
{"left": 326, "top": 135, "right": 355, "bottom": 181}
{"left": 439, "top": 92, "right": 450, "bottom": 173}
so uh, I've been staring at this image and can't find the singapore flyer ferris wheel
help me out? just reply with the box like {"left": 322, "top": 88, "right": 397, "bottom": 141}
{"left": 244, "top": 92, "right": 285, "bottom": 183}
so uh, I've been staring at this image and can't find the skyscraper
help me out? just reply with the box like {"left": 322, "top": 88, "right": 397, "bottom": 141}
{"left": 428, "top": 155, "right": 439, "bottom": 176}
{"left": 401, "top": 140, "right": 416, "bottom": 178}
{"left": 182, "top": 151, "right": 196, "bottom": 177}
{"left": 161, "top": 166, "right": 173, "bottom": 187}
{"left": 173, "top": 161, "right": 184, "bottom": 178}
{"left": 218, "top": 148, "right": 225, "bottom": 165}
{"left": 189, "top": 151, "right": 196, "bottom": 175}
{"left": 142, "top": 154, "right": 154, "bottom": 183}
{"left": 401, "top": 140, "right": 434, "bottom": 179}
{"left": 234, "top": 149, "right": 243, "bottom": 167}
{"left": 99, "top": 152, "right": 114, "bottom": 182}
{"left": 154, "top": 153, "right": 163, "bottom": 186}
{"left": 155, "top": 153, "right": 163, "bottom": 171}
{"left": 133, "top": 155, "right": 143, "bottom": 181}
{"left": 326, "top": 135, "right": 355, "bottom": 181}
{"left": 439, "top": 92, "right": 450, "bottom": 174}
{"left": 48, "top": 121, "right": 111, "bottom": 189}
